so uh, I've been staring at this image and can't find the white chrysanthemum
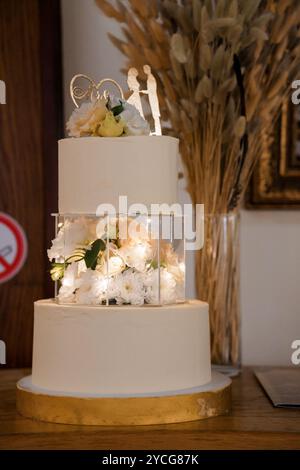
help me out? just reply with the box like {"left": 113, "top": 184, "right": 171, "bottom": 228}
{"left": 47, "top": 218, "right": 92, "bottom": 261}
{"left": 117, "top": 241, "right": 152, "bottom": 272}
{"left": 106, "top": 276, "right": 121, "bottom": 302}
{"left": 75, "top": 269, "right": 108, "bottom": 305}
{"left": 66, "top": 98, "right": 107, "bottom": 137}
{"left": 144, "top": 268, "right": 177, "bottom": 305}
{"left": 57, "top": 263, "right": 78, "bottom": 303}
{"left": 119, "top": 101, "right": 150, "bottom": 136}
{"left": 114, "top": 269, "right": 146, "bottom": 305}
{"left": 167, "top": 262, "right": 185, "bottom": 284}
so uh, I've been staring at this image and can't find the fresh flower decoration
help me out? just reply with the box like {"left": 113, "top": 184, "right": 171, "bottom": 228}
{"left": 114, "top": 269, "right": 146, "bottom": 305}
{"left": 144, "top": 268, "right": 177, "bottom": 305}
{"left": 49, "top": 217, "right": 184, "bottom": 305}
{"left": 120, "top": 101, "right": 150, "bottom": 136}
{"left": 98, "top": 254, "right": 125, "bottom": 276}
{"left": 117, "top": 240, "right": 153, "bottom": 273}
{"left": 98, "top": 111, "right": 124, "bottom": 137}
{"left": 66, "top": 95, "right": 150, "bottom": 138}
{"left": 66, "top": 98, "right": 107, "bottom": 137}
{"left": 48, "top": 217, "right": 96, "bottom": 262}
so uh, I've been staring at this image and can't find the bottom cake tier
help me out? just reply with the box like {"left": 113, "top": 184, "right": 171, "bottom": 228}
{"left": 32, "top": 299, "right": 211, "bottom": 395}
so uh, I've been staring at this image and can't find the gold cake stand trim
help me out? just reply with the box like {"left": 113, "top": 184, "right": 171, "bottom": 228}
{"left": 16, "top": 373, "right": 231, "bottom": 426}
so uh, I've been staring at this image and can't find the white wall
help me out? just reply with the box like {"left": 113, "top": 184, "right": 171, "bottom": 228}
{"left": 61, "top": 0, "right": 300, "bottom": 366}
{"left": 61, "top": 0, "right": 126, "bottom": 122}
{"left": 240, "top": 210, "right": 300, "bottom": 365}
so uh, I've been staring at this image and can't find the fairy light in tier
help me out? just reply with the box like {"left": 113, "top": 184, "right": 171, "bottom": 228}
{"left": 179, "top": 262, "right": 185, "bottom": 273}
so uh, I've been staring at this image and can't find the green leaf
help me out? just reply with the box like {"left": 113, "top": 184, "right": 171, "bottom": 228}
{"left": 111, "top": 101, "right": 124, "bottom": 116}
{"left": 149, "top": 260, "right": 167, "bottom": 270}
{"left": 84, "top": 239, "right": 106, "bottom": 270}
{"left": 50, "top": 263, "right": 66, "bottom": 281}
{"left": 65, "top": 248, "right": 86, "bottom": 263}
{"left": 150, "top": 259, "right": 158, "bottom": 270}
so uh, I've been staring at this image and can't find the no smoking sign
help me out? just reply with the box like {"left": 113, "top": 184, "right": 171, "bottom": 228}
{"left": 0, "top": 213, "right": 27, "bottom": 284}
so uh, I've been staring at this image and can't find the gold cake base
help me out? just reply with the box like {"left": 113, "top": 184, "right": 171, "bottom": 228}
{"left": 16, "top": 372, "right": 231, "bottom": 426}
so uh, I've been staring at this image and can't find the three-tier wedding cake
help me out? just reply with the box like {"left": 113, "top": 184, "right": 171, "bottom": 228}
{"left": 16, "top": 70, "right": 231, "bottom": 425}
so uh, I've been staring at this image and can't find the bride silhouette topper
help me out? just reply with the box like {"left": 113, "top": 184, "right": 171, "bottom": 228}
{"left": 127, "top": 65, "right": 162, "bottom": 136}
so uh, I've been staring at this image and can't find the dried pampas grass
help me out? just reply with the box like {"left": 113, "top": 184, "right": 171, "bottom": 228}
{"left": 97, "top": 0, "right": 300, "bottom": 213}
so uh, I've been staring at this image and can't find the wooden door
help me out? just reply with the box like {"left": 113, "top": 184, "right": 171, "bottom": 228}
{"left": 0, "top": 0, "right": 62, "bottom": 367}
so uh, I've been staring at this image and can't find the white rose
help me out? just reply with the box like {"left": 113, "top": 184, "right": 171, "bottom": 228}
{"left": 120, "top": 101, "right": 150, "bottom": 136}
{"left": 99, "top": 255, "right": 125, "bottom": 276}
{"left": 117, "top": 241, "right": 152, "bottom": 273}
{"left": 66, "top": 98, "right": 107, "bottom": 137}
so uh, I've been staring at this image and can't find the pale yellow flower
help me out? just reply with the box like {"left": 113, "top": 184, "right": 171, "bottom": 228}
{"left": 98, "top": 111, "right": 124, "bottom": 137}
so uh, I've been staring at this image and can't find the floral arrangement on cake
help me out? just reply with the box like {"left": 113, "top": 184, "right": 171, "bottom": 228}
{"left": 67, "top": 95, "right": 150, "bottom": 137}
{"left": 48, "top": 217, "right": 185, "bottom": 305}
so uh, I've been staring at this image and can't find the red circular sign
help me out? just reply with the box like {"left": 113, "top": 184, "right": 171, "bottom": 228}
{"left": 0, "top": 213, "right": 27, "bottom": 283}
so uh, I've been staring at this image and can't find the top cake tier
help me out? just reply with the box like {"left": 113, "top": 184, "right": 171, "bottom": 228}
{"left": 58, "top": 136, "right": 179, "bottom": 214}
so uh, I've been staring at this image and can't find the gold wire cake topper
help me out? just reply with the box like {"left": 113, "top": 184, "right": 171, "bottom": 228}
{"left": 70, "top": 75, "right": 124, "bottom": 108}
{"left": 70, "top": 65, "right": 162, "bottom": 135}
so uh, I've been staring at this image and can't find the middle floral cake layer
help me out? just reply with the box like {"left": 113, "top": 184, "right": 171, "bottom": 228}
{"left": 48, "top": 215, "right": 185, "bottom": 306}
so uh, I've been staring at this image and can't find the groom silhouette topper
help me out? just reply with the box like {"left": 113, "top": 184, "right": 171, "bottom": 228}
{"left": 127, "top": 65, "right": 162, "bottom": 136}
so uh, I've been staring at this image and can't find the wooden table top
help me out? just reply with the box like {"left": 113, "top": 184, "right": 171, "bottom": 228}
{"left": 0, "top": 368, "right": 299, "bottom": 450}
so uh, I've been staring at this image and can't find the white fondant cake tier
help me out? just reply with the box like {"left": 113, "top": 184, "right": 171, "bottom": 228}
{"left": 32, "top": 299, "right": 211, "bottom": 395}
{"left": 58, "top": 136, "right": 179, "bottom": 214}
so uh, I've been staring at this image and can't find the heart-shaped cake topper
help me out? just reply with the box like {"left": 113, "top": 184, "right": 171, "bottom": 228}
{"left": 70, "top": 74, "right": 124, "bottom": 108}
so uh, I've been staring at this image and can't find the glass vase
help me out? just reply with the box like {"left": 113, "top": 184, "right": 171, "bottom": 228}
{"left": 196, "top": 213, "right": 240, "bottom": 375}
